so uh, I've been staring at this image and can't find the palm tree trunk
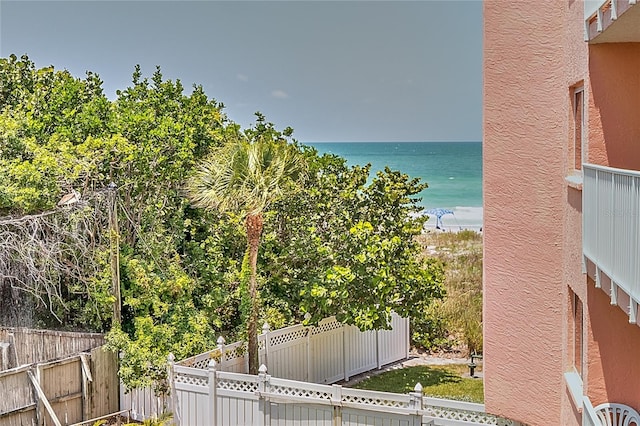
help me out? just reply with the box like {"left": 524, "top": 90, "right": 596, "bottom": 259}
{"left": 245, "top": 213, "right": 263, "bottom": 375}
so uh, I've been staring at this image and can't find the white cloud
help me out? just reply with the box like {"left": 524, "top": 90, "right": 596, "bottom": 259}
{"left": 237, "top": 73, "right": 248, "bottom": 82}
{"left": 271, "top": 89, "right": 289, "bottom": 99}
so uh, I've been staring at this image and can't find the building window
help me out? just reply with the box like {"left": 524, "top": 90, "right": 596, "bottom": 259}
{"left": 572, "top": 86, "right": 585, "bottom": 171}
{"left": 570, "top": 290, "right": 584, "bottom": 377}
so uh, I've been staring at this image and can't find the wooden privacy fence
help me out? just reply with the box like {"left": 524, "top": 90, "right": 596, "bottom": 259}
{"left": 0, "top": 346, "right": 118, "bottom": 426}
{"left": 0, "top": 327, "right": 105, "bottom": 371}
{"left": 122, "top": 313, "right": 409, "bottom": 421}
{"left": 168, "top": 362, "right": 518, "bottom": 426}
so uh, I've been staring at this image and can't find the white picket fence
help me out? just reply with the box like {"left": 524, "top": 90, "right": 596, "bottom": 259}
{"left": 122, "top": 314, "right": 410, "bottom": 420}
{"left": 167, "top": 362, "right": 516, "bottom": 426}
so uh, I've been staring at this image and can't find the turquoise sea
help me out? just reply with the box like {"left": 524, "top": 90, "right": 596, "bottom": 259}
{"left": 304, "top": 142, "right": 483, "bottom": 230}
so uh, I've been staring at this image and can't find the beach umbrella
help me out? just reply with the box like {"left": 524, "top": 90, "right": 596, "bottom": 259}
{"left": 423, "top": 208, "right": 454, "bottom": 229}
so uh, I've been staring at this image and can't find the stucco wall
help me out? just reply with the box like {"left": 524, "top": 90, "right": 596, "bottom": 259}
{"left": 588, "top": 43, "right": 640, "bottom": 170}
{"left": 485, "top": 2, "right": 640, "bottom": 424}
{"left": 562, "top": 1, "right": 589, "bottom": 425}
{"left": 483, "top": 1, "right": 567, "bottom": 424}
{"left": 586, "top": 277, "right": 640, "bottom": 406}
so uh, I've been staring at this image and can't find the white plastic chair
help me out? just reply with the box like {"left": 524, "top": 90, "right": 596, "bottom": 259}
{"left": 594, "top": 403, "right": 640, "bottom": 426}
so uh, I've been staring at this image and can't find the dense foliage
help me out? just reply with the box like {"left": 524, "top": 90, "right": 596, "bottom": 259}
{"left": 0, "top": 55, "right": 445, "bottom": 389}
{"left": 263, "top": 152, "right": 445, "bottom": 330}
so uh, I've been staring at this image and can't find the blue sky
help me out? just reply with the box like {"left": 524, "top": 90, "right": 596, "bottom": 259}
{"left": 0, "top": 0, "right": 482, "bottom": 143}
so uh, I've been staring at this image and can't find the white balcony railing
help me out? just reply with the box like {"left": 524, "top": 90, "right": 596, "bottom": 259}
{"left": 583, "top": 163, "right": 640, "bottom": 320}
{"left": 585, "top": 0, "right": 640, "bottom": 43}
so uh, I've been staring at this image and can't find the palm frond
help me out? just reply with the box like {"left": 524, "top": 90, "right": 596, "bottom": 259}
{"left": 186, "top": 136, "right": 306, "bottom": 217}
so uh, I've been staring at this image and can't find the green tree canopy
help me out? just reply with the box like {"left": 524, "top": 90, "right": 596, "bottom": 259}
{"left": 261, "top": 148, "right": 445, "bottom": 330}
{"left": 0, "top": 55, "right": 444, "bottom": 389}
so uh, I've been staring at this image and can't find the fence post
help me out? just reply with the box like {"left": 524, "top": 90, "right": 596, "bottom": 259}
{"left": 262, "top": 323, "right": 270, "bottom": 369}
{"left": 208, "top": 360, "right": 217, "bottom": 425}
{"left": 376, "top": 329, "right": 381, "bottom": 369}
{"left": 331, "top": 384, "right": 343, "bottom": 426}
{"left": 304, "top": 313, "right": 312, "bottom": 383}
{"left": 409, "top": 382, "right": 423, "bottom": 426}
{"left": 167, "top": 353, "right": 179, "bottom": 425}
{"left": 305, "top": 327, "right": 311, "bottom": 382}
{"left": 405, "top": 316, "right": 410, "bottom": 360}
{"left": 342, "top": 324, "right": 349, "bottom": 382}
{"left": 8, "top": 333, "right": 18, "bottom": 367}
{"left": 216, "top": 336, "right": 225, "bottom": 370}
{"left": 258, "top": 364, "right": 270, "bottom": 426}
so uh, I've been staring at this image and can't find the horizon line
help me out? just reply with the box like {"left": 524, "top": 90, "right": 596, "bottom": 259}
{"left": 301, "top": 140, "right": 482, "bottom": 144}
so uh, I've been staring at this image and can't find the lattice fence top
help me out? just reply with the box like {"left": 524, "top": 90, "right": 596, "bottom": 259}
{"left": 342, "top": 392, "right": 408, "bottom": 409}
{"left": 217, "top": 377, "right": 258, "bottom": 393}
{"left": 191, "top": 354, "right": 220, "bottom": 370}
{"left": 174, "top": 372, "right": 207, "bottom": 388}
{"left": 425, "top": 406, "right": 517, "bottom": 426}
{"left": 223, "top": 343, "right": 246, "bottom": 362}
{"left": 268, "top": 328, "right": 308, "bottom": 346}
{"left": 266, "top": 383, "right": 333, "bottom": 401}
{"left": 311, "top": 318, "right": 342, "bottom": 335}
{"left": 177, "top": 349, "right": 220, "bottom": 368}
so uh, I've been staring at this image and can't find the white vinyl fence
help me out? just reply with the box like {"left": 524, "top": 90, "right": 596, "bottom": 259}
{"left": 178, "top": 313, "right": 409, "bottom": 383}
{"left": 168, "top": 362, "right": 516, "bottom": 426}
{"left": 121, "top": 313, "right": 519, "bottom": 426}
{"left": 122, "top": 314, "right": 409, "bottom": 420}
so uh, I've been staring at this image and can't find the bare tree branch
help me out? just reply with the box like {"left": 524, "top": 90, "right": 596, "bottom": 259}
{"left": 0, "top": 194, "right": 111, "bottom": 325}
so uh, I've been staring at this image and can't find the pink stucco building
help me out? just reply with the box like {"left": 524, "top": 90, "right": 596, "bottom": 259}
{"left": 484, "top": 1, "right": 640, "bottom": 425}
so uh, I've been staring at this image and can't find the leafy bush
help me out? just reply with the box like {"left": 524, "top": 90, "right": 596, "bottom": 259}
{"left": 410, "top": 302, "right": 450, "bottom": 351}
{"left": 416, "top": 231, "right": 483, "bottom": 354}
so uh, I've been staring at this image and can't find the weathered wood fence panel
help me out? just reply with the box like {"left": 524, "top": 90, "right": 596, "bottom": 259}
{"left": 0, "top": 328, "right": 104, "bottom": 370}
{"left": 0, "top": 349, "right": 118, "bottom": 426}
{"left": 0, "top": 365, "right": 36, "bottom": 426}
{"left": 87, "top": 347, "right": 119, "bottom": 420}
{"left": 39, "top": 357, "right": 83, "bottom": 425}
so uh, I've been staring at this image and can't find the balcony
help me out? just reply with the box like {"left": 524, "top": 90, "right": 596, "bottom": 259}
{"left": 585, "top": 0, "right": 640, "bottom": 43}
{"left": 583, "top": 164, "right": 640, "bottom": 324}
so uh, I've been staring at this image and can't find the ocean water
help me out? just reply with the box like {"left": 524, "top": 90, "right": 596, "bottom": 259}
{"left": 304, "top": 142, "right": 483, "bottom": 230}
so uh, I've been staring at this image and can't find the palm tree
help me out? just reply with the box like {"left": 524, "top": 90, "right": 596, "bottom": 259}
{"left": 187, "top": 134, "right": 305, "bottom": 374}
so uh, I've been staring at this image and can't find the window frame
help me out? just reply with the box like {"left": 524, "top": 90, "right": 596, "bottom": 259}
{"left": 572, "top": 85, "right": 586, "bottom": 172}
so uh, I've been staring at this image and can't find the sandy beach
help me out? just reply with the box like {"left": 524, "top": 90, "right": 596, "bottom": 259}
{"left": 421, "top": 206, "right": 483, "bottom": 233}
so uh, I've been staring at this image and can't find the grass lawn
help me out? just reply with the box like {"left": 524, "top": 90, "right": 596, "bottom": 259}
{"left": 350, "top": 364, "right": 483, "bottom": 403}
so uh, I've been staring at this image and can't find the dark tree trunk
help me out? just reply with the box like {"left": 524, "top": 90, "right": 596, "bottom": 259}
{"left": 245, "top": 213, "right": 263, "bottom": 375}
